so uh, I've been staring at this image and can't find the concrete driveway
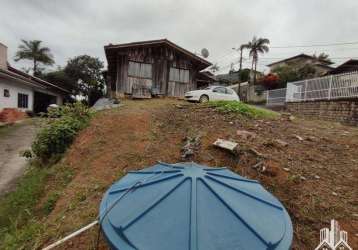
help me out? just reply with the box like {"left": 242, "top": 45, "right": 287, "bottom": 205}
{"left": 0, "top": 120, "right": 38, "bottom": 195}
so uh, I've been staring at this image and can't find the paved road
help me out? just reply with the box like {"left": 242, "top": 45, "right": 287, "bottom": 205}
{"left": 0, "top": 120, "right": 38, "bottom": 195}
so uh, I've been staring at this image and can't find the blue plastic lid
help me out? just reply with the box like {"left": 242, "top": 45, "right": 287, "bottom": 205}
{"left": 99, "top": 162, "right": 293, "bottom": 250}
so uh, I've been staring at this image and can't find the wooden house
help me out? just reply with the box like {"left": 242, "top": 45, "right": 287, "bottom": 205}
{"left": 104, "top": 39, "right": 211, "bottom": 98}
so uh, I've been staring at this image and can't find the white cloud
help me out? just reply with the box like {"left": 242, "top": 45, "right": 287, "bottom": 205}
{"left": 1, "top": 0, "right": 357, "bottom": 73}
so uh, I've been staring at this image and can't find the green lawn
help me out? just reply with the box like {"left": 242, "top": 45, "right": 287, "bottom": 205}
{"left": 208, "top": 100, "right": 279, "bottom": 119}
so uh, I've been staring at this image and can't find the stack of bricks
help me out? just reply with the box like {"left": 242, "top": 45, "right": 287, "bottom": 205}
{"left": 0, "top": 108, "right": 27, "bottom": 123}
{"left": 286, "top": 99, "right": 358, "bottom": 126}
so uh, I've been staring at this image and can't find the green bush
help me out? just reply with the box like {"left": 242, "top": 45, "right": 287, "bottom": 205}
{"left": 32, "top": 102, "right": 92, "bottom": 161}
{"left": 208, "top": 101, "right": 279, "bottom": 119}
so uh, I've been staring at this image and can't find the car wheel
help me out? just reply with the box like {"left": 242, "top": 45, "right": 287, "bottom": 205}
{"left": 199, "top": 95, "right": 209, "bottom": 103}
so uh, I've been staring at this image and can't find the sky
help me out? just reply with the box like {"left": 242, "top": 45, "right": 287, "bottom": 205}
{"left": 1, "top": 0, "right": 358, "bottom": 74}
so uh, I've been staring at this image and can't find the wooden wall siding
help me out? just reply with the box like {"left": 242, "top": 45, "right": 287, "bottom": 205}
{"left": 112, "top": 45, "right": 200, "bottom": 97}
{"left": 169, "top": 67, "right": 190, "bottom": 83}
{"left": 128, "top": 77, "right": 152, "bottom": 92}
{"left": 168, "top": 81, "right": 192, "bottom": 97}
{"left": 128, "top": 61, "right": 152, "bottom": 78}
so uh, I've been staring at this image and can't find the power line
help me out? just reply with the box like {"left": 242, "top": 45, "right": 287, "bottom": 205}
{"left": 271, "top": 41, "right": 358, "bottom": 49}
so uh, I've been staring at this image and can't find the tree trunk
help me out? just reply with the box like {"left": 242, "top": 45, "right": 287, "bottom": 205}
{"left": 249, "top": 58, "right": 254, "bottom": 102}
{"left": 238, "top": 48, "right": 243, "bottom": 100}
{"left": 254, "top": 57, "right": 258, "bottom": 86}
{"left": 33, "top": 59, "right": 37, "bottom": 76}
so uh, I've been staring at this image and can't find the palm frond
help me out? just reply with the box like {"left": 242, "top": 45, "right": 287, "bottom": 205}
{"left": 15, "top": 40, "right": 54, "bottom": 65}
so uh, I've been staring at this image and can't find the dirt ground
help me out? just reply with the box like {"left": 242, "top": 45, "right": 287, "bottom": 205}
{"left": 0, "top": 120, "right": 38, "bottom": 195}
{"left": 40, "top": 99, "right": 358, "bottom": 250}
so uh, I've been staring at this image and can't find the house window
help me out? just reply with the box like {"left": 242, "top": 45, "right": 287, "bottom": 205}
{"left": 128, "top": 61, "right": 152, "bottom": 79}
{"left": 169, "top": 67, "right": 189, "bottom": 83}
{"left": 3, "top": 89, "right": 10, "bottom": 97}
{"left": 18, "top": 93, "right": 28, "bottom": 108}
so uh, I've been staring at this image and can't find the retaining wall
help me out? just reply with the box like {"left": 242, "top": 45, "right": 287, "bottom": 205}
{"left": 286, "top": 99, "right": 358, "bottom": 125}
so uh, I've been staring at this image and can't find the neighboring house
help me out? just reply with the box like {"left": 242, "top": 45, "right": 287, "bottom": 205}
{"left": 215, "top": 68, "right": 262, "bottom": 86}
{"left": 0, "top": 42, "right": 69, "bottom": 113}
{"left": 104, "top": 39, "right": 212, "bottom": 98}
{"left": 216, "top": 71, "right": 240, "bottom": 85}
{"left": 267, "top": 54, "right": 334, "bottom": 76}
{"left": 329, "top": 59, "right": 358, "bottom": 75}
{"left": 196, "top": 71, "right": 216, "bottom": 89}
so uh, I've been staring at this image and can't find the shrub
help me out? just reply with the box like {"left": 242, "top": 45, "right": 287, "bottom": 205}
{"left": 208, "top": 101, "right": 279, "bottom": 119}
{"left": 32, "top": 102, "right": 92, "bottom": 161}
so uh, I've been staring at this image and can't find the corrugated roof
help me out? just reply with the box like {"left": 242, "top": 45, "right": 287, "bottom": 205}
{"left": 104, "top": 39, "right": 212, "bottom": 69}
{"left": 99, "top": 162, "right": 293, "bottom": 250}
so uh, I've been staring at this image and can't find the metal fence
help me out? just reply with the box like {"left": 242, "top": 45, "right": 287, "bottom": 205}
{"left": 266, "top": 88, "right": 287, "bottom": 106}
{"left": 286, "top": 71, "right": 358, "bottom": 102}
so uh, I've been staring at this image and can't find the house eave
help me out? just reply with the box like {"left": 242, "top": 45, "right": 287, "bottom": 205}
{"left": 104, "top": 39, "right": 212, "bottom": 70}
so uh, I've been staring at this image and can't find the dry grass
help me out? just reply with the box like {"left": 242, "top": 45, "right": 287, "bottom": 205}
{"left": 2, "top": 99, "right": 357, "bottom": 250}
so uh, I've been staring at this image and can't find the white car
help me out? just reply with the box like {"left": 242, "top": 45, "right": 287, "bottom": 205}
{"left": 185, "top": 86, "right": 240, "bottom": 103}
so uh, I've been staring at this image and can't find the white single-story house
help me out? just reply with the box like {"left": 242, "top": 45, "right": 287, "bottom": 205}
{"left": 0, "top": 42, "right": 69, "bottom": 113}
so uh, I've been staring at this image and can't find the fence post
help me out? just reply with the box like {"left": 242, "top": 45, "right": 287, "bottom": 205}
{"left": 304, "top": 80, "right": 307, "bottom": 101}
{"left": 328, "top": 75, "right": 333, "bottom": 100}
{"left": 266, "top": 90, "right": 269, "bottom": 106}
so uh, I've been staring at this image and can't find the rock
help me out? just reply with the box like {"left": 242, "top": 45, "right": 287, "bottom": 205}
{"left": 332, "top": 192, "right": 338, "bottom": 196}
{"left": 237, "top": 130, "right": 256, "bottom": 140}
{"left": 300, "top": 176, "right": 307, "bottom": 181}
{"left": 306, "top": 136, "right": 317, "bottom": 142}
{"left": 213, "top": 139, "right": 238, "bottom": 152}
{"left": 289, "top": 115, "right": 295, "bottom": 121}
{"left": 181, "top": 136, "right": 201, "bottom": 159}
{"left": 294, "top": 135, "right": 304, "bottom": 141}
{"left": 175, "top": 104, "right": 184, "bottom": 109}
{"left": 252, "top": 161, "right": 264, "bottom": 169}
{"left": 314, "top": 175, "right": 320, "bottom": 179}
{"left": 93, "top": 98, "right": 121, "bottom": 111}
{"left": 275, "top": 139, "right": 289, "bottom": 147}
{"left": 283, "top": 168, "right": 290, "bottom": 172}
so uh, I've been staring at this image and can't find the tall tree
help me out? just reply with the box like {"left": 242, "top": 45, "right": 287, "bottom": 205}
{"left": 43, "top": 67, "right": 76, "bottom": 92}
{"left": 313, "top": 52, "right": 332, "bottom": 63}
{"left": 64, "top": 55, "right": 105, "bottom": 105}
{"left": 14, "top": 40, "right": 54, "bottom": 77}
{"left": 244, "top": 36, "right": 270, "bottom": 86}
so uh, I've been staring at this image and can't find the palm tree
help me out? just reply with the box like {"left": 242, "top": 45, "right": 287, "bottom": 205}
{"left": 313, "top": 52, "right": 332, "bottom": 64}
{"left": 244, "top": 36, "right": 270, "bottom": 85}
{"left": 14, "top": 40, "right": 54, "bottom": 76}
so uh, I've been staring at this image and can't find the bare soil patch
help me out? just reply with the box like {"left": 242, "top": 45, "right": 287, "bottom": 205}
{"left": 40, "top": 99, "right": 358, "bottom": 250}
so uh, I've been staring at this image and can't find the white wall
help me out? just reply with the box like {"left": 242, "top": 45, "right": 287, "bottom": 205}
{"left": 0, "top": 77, "right": 34, "bottom": 111}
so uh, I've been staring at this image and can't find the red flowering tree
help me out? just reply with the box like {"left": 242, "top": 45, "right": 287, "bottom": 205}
{"left": 259, "top": 73, "right": 280, "bottom": 90}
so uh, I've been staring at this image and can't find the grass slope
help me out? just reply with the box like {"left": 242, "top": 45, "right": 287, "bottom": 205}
{"left": 208, "top": 101, "right": 279, "bottom": 119}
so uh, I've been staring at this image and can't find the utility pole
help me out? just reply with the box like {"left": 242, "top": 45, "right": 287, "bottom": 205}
{"left": 239, "top": 45, "right": 244, "bottom": 72}
{"left": 233, "top": 45, "right": 246, "bottom": 100}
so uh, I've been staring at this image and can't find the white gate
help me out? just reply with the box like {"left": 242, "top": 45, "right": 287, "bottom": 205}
{"left": 266, "top": 88, "right": 287, "bottom": 106}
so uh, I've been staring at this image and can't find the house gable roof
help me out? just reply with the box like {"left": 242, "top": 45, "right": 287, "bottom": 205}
{"left": 329, "top": 59, "right": 358, "bottom": 74}
{"left": 267, "top": 53, "right": 333, "bottom": 67}
{"left": 104, "top": 39, "right": 212, "bottom": 70}
{"left": 0, "top": 65, "right": 70, "bottom": 94}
